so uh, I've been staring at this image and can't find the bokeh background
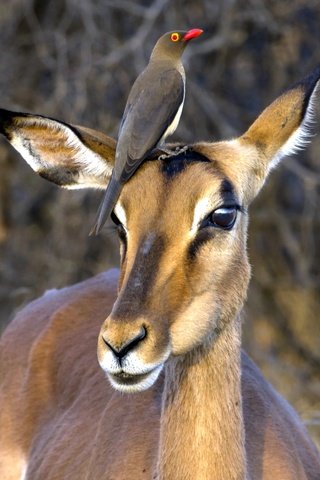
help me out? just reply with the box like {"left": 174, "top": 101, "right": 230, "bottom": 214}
{"left": 0, "top": 0, "right": 319, "bottom": 444}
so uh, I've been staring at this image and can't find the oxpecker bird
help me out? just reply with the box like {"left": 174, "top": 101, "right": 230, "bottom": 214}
{"left": 91, "top": 28, "right": 203, "bottom": 235}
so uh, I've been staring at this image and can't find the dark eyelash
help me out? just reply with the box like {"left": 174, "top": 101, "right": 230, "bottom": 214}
{"left": 237, "top": 205, "right": 246, "bottom": 215}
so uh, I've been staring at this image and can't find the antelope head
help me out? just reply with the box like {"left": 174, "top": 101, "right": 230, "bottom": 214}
{"left": 96, "top": 150, "right": 251, "bottom": 392}
{"left": 1, "top": 66, "right": 319, "bottom": 393}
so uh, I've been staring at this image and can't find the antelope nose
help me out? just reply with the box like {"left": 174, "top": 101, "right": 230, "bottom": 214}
{"left": 102, "top": 326, "right": 146, "bottom": 359}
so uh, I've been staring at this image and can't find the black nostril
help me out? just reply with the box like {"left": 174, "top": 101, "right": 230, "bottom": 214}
{"left": 103, "top": 326, "right": 147, "bottom": 359}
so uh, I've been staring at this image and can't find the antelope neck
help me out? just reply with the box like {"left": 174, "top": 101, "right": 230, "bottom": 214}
{"left": 156, "top": 318, "right": 247, "bottom": 480}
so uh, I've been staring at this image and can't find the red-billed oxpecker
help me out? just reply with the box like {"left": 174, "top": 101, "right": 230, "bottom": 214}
{"left": 91, "top": 28, "right": 203, "bottom": 235}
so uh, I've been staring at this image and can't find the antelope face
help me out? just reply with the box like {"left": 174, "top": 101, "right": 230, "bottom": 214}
{"left": 97, "top": 148, "right": 251, "bottom": 392}
{"left": 1, "top": 67, "right": 316, "bottom": 393}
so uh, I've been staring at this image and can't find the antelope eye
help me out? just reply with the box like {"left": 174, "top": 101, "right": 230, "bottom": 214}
{"left": 201, "top": 207, "right": 238, "bottom": 230}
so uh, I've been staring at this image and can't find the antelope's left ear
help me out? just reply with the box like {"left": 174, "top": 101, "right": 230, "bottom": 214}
{"left": 0, "top": 109, "right": 116, "bottom": 189}
{"left": 237, "top": 66, "right": 320, "bottom": 202}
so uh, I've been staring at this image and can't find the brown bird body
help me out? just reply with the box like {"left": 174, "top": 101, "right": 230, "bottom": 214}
{"left": 91, "top": 28, "right": 203, "bottom": 234}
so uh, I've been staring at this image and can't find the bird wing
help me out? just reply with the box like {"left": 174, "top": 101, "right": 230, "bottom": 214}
{"left": 91, "top": 67, "right": 184, "bottom": 234}
{"left": 116, "top": 67, "right": 184, "bottom": 181}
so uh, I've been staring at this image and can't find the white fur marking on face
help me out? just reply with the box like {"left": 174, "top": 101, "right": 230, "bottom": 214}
{"left": 122, "top": 346, "right": 171, "bottom": 375}
{"left": 98, "top": 345, "right": 170, "bottom": 377}
{"left": 98, "top": 339, "right": 170, "bottom": 391}
{"left": 107, "top": 364, "right": 163, "bottom": 393}
{"left": 114, "top": 203, "right": 127, "bottom": 228}
{"left": 99, "top": 343, "right": 170, "bottom": 393}
{"left": 98, "top": 347, "right": 122, "bottom": 375}
{"left": 270, "top": 82, "right": 319, "bottom": 171}
{"left": 191, "top": 197, "right": 211, "bottom": 234}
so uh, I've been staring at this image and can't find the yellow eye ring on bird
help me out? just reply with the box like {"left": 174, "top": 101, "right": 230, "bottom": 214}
{"left": 171, "top": 33, "right": 180, "bottom": 42}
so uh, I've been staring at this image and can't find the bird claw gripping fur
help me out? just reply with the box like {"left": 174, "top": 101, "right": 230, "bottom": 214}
{"left": 158, "top": 145, "right": 189, "bottom": 160}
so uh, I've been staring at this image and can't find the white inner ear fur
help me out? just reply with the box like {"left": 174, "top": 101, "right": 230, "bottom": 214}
{"left": 269, "top": 81, "right": 319, "bottom": 173}
{"left": 10, "top": 118, "right": 113, "bottom": 189}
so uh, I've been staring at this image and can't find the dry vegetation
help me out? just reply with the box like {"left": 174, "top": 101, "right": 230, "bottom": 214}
{"left": 0, "top": 0, "right": 319, "bottom": 443}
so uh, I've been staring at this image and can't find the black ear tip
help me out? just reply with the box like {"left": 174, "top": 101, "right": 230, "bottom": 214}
{"left": 300, "top": 65, "right": 320, "bottom": 91}
{"left": 0, "top": 108, "right": 30, "bottom": 136}
{"left": 286, "top": 65, "right": 320, "bottom": 96}
{"left": 284, "top": 65, "right": 320, "bottom": 122}
{"left": 0, "top": 108, "right": 11, "bottom": 119}
{"left": 0, "top": 108, "right": 14, "bottom": 133}
{"left": 299, "top": 65, "right": 320, "bottom": 120}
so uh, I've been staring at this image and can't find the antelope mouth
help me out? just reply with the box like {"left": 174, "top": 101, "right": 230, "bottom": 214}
{"left": 110, "top": 371, "right": 150, "bottom": 384}
{"left": 107, "top": 365, "right": 163, "bottom": 392}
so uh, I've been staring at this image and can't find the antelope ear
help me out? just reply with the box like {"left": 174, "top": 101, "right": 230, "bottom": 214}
{"left": 236, "top": 66, "right": 320, "bottom": 201}
{"left": 0, "top": 109, "right": 116, "bottom": 189}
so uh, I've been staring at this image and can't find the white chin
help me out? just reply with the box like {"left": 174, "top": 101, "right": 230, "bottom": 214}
{"left": 107, "top": 364, "right": 163, "bottom": 393}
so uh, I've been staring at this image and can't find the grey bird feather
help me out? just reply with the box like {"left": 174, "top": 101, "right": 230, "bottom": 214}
{"left": 90, "top": 29, "right": 203, "bottom": 235}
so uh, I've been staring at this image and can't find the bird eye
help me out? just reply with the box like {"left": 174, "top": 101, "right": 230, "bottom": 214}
{"left": 201, "top": 207, "right": 238, "bottom": 230}
{"left": 171, "top": 33, "right": 180, "bottom": 42}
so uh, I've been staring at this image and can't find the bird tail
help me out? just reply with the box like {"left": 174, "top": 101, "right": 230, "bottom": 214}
{"left": 90, "top": 173, "right": 121, "bottom": 235}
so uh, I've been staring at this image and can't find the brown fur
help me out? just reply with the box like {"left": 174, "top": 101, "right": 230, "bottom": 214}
{"left": 1, "top": 272, "right": 319, "bottom": 479}
{"left": 1, "top": 73, "right": 320, "bottom": 479}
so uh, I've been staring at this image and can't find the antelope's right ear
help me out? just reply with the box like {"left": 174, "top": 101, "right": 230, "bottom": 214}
{"left": 234, "top": 66, "right": 320, "bottom": 203}
{"left": 0, "top": 109, "right": 116, "bottom": 189}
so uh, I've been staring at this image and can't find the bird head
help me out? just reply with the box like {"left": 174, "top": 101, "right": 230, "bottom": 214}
{"left": 150, "top": 29, "right": 203, "bottom": 61}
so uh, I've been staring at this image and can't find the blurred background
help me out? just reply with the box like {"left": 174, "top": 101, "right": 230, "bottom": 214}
{"left": 0, "top": 0, "right": 319, "bottom": 444}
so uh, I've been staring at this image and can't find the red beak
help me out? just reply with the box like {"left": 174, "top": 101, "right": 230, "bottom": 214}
{"left": 183, "top": 28, "right": 203, "bottom": 41}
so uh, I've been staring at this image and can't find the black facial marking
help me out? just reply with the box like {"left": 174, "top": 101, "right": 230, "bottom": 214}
{"left": 161, "top": 147, "right": 211, "bottom": 178}
{"left": 187, "top": 178, "right": 240, "bottom": 260}
{"left": 220, "top": 178, "right": 238, "bottom": 206}
{"left": 114, "top": 234, "right": 166, "bottom": 318}
{"left": 188, "top": 229, "right": 213, "bottom": 260}
{"left": 286, "top": 65, "right": 320, "bottom": 123}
